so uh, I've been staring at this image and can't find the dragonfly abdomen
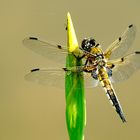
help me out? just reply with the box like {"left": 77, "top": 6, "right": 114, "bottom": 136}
{"left": 106, "top": 88, "right": 127, "bottom": 123}
{"left": 99, "top": 68, "right": 126, "bottom": 122}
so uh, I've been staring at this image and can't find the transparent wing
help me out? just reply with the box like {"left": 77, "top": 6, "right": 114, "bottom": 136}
{"left": 84, "top": 73, "right": 99, "bottom": 88}
{"left": 23, "top": 37, "right": 68, "bottom": 64}
{"left": 104, "top": 24, "right": 136, "bottom": 60}
{"left": 25, "top": 68, "right": 65, "bottom": 88}
{"left": 108, "top": 52, "right": 140, "bottom": 83}
{"left": 25, "top": 67, "right": 99, "bottom": 88}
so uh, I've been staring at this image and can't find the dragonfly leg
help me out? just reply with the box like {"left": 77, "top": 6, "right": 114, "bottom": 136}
{"left": 106, "top": 67, "right": 112, "bottom": 77}
{"left": 84, "top": 59, "right": 89, "bottom": 66}
{"left": 91, "top": 69, "right": 98, "bottom": 80}
{"left": 63, "top": 66, "right": 84, "bottom": 73}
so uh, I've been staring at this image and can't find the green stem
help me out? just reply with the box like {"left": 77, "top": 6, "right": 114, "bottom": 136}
{"left": 65, "top": 13, "right": 86, "bottom": 140}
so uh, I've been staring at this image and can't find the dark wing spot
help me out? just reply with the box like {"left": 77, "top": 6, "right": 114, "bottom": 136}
{"left": 31, "top": 68, "right": 40, "bottom": 72}
{"left": 63, "top": 68, "right": 68, "bottom": 71}
{"left": 119, "top": 37, "right": 121, "bottom": 41}
{"left": 121, "top": 57, "right": 124, "bottom": 62}
{"left": 129, "top": 24, "right": 133, "bottom": 28}
{"left": 57, "top": 45, "right": 62, "bottom": 49}
{"left": 135, "top": 51, "right": 140, "bottom": 54}
{"left": 111, "top": 64, "right": 115, "bottom": 69}
{"left": 29, "top": 37, "right": 38, "bottom": 40}
{"left": 65, "top": 26, "right": 67, "bottom": 30}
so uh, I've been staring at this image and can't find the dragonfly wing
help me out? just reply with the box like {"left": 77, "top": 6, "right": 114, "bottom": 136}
{"left": 104, "top": 24, "right": 136, "bottom": 60}
{"left": 25, "top": 66, "right": 99, "bottom": 89}
{"left": 25, "top": 68, "right": 65, "bottom": 88}
{"left": 65, "top": 66, "right": 99, "bottom": 88}
{"left": 108, "top": 52, "right": 140, "bottom": 83}
{"left": 23, "top": 37, "right": 68, "bottom": 64}
{"left": 84, "top": 72, "right": 99, "bottom": 88}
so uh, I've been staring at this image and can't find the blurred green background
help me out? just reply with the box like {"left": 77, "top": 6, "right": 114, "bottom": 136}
{"left": 0, "top": 0, "right": 140, "bottom": 140}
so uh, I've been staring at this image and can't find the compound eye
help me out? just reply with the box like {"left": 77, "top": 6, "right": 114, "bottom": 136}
{"left": 85, "top": 40, "right": 89, "bottom": 46}
{"left": 89, "top": 38, "right": 95, "bottom": 46}
{"left": 81, "top": 39, "right": 91, "bottom": 51}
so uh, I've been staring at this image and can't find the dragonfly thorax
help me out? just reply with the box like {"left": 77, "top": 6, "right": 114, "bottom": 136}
{"left": 94, "top": 53, "right": 106, "bottom": 67}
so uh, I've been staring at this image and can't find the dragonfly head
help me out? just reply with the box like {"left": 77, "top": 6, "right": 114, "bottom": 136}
{"left": 81, "top": 38, "right": 96, "bottom": 52}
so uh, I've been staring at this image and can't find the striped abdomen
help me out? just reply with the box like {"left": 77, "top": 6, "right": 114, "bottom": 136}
{"left": 98, "top": 67, "right": 126, "bottom": 122}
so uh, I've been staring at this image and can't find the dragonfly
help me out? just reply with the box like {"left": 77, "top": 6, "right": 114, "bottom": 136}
{"left": 23, "top": 24, "right": 140, "bottom": 122}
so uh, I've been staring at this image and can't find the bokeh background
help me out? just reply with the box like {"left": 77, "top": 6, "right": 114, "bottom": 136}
{"left": 0, "top": 0, "right": 140, "bottom": 140}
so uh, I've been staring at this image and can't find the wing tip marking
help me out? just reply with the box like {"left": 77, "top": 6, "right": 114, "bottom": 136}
{"left": 135, "top": 51, "right": 140, "bottom": 54}
{"left": 57, "top": 45, "right": 62, "bottom": 49}
{"left": 128, "top": 24, "right": 133, "bottom": 28}
{"left": 119, "top": 37, "right": 121, "bottom": 41}
{"left": 121, "top": 57, "right": 124, "bottom": 62}
{"left": 31, "top": 68, "right": 40, "bottom": 72}
{"left": 29, "top": 37, "right": 38, "bottom": 40}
